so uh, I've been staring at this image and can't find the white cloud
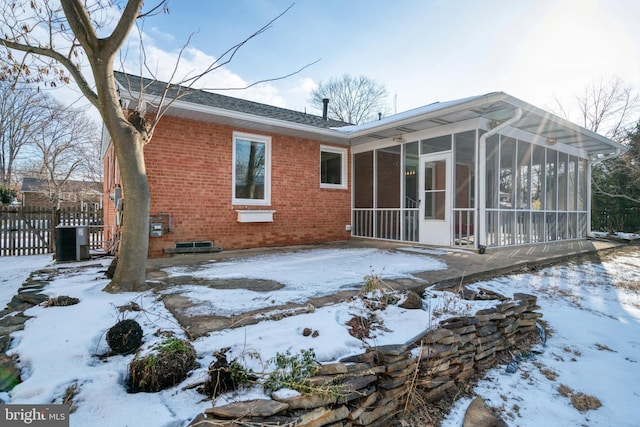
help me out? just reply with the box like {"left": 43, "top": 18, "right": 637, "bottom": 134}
{"left": 298, "top": 77, "right": 318, "bottom": 94}
{"left": 120, "top": 30, "right": 288, "bottom": 108}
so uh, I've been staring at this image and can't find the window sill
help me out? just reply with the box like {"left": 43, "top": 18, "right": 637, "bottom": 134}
{"left": 235, "top": 210, "right": 276, "bottom": 223}
{"left": 320, "top": 184, "right": 348, "bottom": 190}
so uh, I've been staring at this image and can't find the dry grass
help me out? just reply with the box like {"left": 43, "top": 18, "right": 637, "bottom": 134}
{"left": 595, "top": 343, "right": 616, "bottom": 352}
{"left": 615, "top": 279, "right": 640, "bottom": 293}
{"left": 540, "top": 367, "right": 558, "bottom": 381}
{"left": 128, "top": 337, "right": 197, "bottom": 392}
{"left": 562, "top": 346, "right": 582, "bottom": 357}
{"left": 557, "top": 383, "right": 602, "bottom": 413}
{"left": 62, "top": 382, "right": 79, "bottom": 413}
{"left": 399, "top": 386, "right": 467, "bottom": 427}
{"left": 44, "top": 295, "right": 80, "bottom": 307}
{"left": 571, "top": 392, "right": 602, "bottom": 412}
{"left": 558, "top": 384, "right": 572, "bottom": 397}
{"left": 396, "top": 334, "right": 542, "bottom": 426}
{"left": 512, "top": 403, "right": 521, "bottom": 417}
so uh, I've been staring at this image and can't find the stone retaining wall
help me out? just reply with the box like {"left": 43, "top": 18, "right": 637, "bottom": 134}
{"left": 189, "top": 293, "right": 543, "bottom": 426}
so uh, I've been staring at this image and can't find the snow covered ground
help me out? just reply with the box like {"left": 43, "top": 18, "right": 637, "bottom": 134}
{"left": 443, "top": 248, "right": 640, "bottom": 426}
{"left": 0, "top": 254, "right": 51, "bottom": 309}
{"left": 0, "top": 245, "right": 639, "bottom": 426}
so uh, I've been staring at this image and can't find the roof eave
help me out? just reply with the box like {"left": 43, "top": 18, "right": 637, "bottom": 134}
{"left": 338, "top": 92, "right": 509, "bottom": 138}
{"left": 339, "top": 91, "right": 625, "bottom": 157}
{"left": 122, "top": 89, "right": 350, "bottom": 145}
{"left": 502, "top": 96, "right": 628, "bottom": 157}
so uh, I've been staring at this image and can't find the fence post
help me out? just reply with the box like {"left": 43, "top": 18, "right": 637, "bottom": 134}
{"left": 49, "top": 208, "right": 59, "bottom": 253}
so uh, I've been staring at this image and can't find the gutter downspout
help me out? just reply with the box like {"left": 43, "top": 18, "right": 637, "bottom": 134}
{"left": 477, "top": 107, "right": 523, "bottom": 250}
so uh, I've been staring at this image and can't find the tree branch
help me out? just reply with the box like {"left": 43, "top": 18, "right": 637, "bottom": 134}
{"left": 138, "top": 4, "right": 312, "bottom": 136}
{"left": 0, "top": 38, "right": 98, "bottom": 106}
{"left": 60, "top": 0, "right": 99, "bottom": 54}
{"left": 177, "top": 4, "right": 294, "bottom": 87}
{"left": 138, "top": 0, "right": 169, "bottom": 19}
{"left": 199, "top": 59, "right": 320, "bottom": 92}
{"left": 104, "top": 0, "right": 146, "bottom": 57}
{"left": 592, "top": 178, "right": 639, "bottom": 202}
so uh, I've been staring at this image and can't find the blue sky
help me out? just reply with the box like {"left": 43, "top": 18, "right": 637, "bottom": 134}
{"left": 119, "top": 0, "right": 640, "bottom": 122}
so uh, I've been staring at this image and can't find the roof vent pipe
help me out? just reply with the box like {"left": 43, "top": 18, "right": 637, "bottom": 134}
{"left": 322, "top": 98, "right": 329, "bottom": 120}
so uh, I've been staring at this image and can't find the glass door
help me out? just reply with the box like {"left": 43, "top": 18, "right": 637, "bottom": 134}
{"left": 419, "top": 153, "right": 452, "bottom": 246}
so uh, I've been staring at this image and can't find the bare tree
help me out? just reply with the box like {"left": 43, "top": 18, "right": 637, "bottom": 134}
{"left": 23, "top": 96, "right": 99, "bottom": 209}
{"left": 554, "top": 76, "right": 640, "bottom": 142}
{"left": 0, "top": 0, "right": 155, "bottom": 291}
{"left": 310, "top": 74, "right": 389, "bottom": 125}
{"left": 554, "top": 77, "right": 640, "bottom": 231}
{"left": 0, "top": 81, "right": 48, "bottom": 187}
{"left": 0, "top": 1, "right": 306, "bottom": 291}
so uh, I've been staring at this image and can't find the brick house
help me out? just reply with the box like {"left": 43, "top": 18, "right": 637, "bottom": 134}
{"left": 104, "top": 72, "right": 353, "bottom": 257}
{"left": 104, "top": 72, "right": 624, "bottom": 258}
{"left": 21, "top": 177, "right": 102, "bottom": 210}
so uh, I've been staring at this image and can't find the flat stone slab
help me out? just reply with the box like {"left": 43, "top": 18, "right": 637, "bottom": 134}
{"left": 205, "top": 399, "right": 289, "bottom": 418}
{"left": 15, "top": 292, "right": 48, "bottom": 305}
{"left": 160, "top": 286, "right": 358, "bottom": 337}
{"left": 158, "top": 276, "right": 284, "bottom": 292}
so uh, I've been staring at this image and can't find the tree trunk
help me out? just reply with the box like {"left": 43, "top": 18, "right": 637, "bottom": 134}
{"left": 102, "top": 124, "right": 150, "bottom": 293}
{"left": 93, "top": 67, "right": 151, "bottom": 293}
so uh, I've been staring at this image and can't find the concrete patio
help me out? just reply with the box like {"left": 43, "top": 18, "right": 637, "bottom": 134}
{"left": 145, "top": 238, "right": 624, "bottom": 337}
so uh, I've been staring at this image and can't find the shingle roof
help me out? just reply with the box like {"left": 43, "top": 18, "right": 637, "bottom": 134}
{"left": 113, "top": 71, "right": 351, "bottom": 129}
{"left": 21, "top": 178, "right": 102, "bottom": 193}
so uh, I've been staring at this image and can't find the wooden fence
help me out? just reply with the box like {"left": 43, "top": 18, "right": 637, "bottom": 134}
{"left": 593, "top": 207, "right": 640, "bottom": 233}
{"left": 0, "top": 206, "right": 105, "bottom": 256}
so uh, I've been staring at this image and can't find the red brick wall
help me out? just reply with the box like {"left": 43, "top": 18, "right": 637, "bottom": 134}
{"left": 105, "top": 116, "right": 352, "bottom": 257}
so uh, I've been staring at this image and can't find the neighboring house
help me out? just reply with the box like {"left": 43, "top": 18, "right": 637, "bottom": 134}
{"left": 21, "top": 177, "right": 103, "bottom": 210}
{"left": 104, "top": 72, "right": 625, "bottom": 258}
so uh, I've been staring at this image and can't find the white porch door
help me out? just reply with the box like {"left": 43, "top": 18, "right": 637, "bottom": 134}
{"left": 419, "top": 153, "right": 452, "bottom": 246}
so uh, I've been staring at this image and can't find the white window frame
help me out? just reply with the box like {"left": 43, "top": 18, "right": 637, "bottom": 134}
{"left": 232, "top": 131, "right": 271, "bottom": 206}
{"left": 320, "top": 145, "right": 348, "bottom": 189}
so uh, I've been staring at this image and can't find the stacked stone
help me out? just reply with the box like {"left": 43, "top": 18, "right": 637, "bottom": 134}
{"left": 439, "top": 316, "right": 478, "bottom": 385}
{"left": 192, "top": 350, "right": 390, "bottom": 427}
{"left": 494, "top": 301, "right": 519, "bottom": 350}
{"left": 513, "top": 293, "right": 543, "bottom": 342}
{"left": 189, "top": 293, "right": 544, "bottom": 426}
{"left": 415, "top": 327, "right": 461, "bottom": 402}
{"left": 472, "top": 307, "right": 508, "bottom": 370}
{"left": 349, "top": 348, "right": 408, "bottom": 425}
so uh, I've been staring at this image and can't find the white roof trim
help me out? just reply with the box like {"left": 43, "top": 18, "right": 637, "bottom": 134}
{"left": 117, "top": 82, "right": 625, "bottom": 157}
{"left": 337, "top": 91, "right": 626, "bottom": 156}
{"left": 119, "top": 88, "right": 349, "bottom": 143}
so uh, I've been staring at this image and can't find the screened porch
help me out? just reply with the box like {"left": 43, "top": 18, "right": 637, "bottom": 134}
{"left": 352, "top": 130, "right": 476, "bottom": 248}
{"left": 351, "top": 129, "right": 590, "bottom": 249}
{"left": 344, "top": 92, "right": 624, "bottom": 251}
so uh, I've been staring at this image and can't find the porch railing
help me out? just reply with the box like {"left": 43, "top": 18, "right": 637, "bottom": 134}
{"left": 353, "top": 207, "right": 477, "bottom": 248}
{"left": 352, "top": 208, "right": 419, "bottom": 242}
{"left": 454, "top": 208, "right": 475, "bottom": 248}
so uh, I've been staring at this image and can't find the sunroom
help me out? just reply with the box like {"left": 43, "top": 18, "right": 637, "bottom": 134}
{"left": 341, "top": 92, "right": 625, "bottom": 250}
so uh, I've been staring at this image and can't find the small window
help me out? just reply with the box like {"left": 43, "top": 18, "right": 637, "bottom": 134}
{"left": 320, "top": 145, "right": 347, "bottom": 189}
{"left": 233, "top": 132, "right": 271, "bottom": 205}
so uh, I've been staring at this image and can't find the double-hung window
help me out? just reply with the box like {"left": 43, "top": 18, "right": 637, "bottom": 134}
{"left": 320, "top": 145, "right": 347, "bottom": 189}
{"left": 233, "top": 132, "right": 271, "bottom": 205}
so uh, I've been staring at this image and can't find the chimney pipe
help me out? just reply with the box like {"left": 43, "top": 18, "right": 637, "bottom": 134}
{"left": 322, "top": 98, "right": 329, "bottom": 120}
